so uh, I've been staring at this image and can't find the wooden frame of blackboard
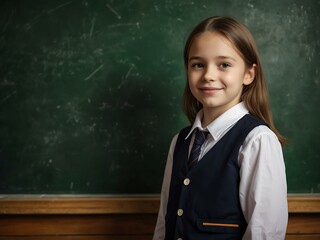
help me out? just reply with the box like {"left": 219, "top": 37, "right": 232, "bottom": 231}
{"left": 0, "top": 195, "right": 319, "bottom": 239}
{"left": 0, "top": 194, "right": 319, "bottom": 214}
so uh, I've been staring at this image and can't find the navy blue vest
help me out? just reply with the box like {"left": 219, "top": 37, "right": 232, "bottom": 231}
{"left": 165, "top": 114, "right": 266, "bottom": 240}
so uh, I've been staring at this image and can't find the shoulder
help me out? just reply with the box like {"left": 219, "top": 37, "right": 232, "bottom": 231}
{"left": 239, "top": 125, "right": 285, "bottom": 171}
{"left": 167, "top": 132, "right": 180, "bottom": 155}
{"left": 242, "top": 125, "right": 282, "bottom": 151}
{"left": 179, "top": 125, "right": 192, "bottom": 137}
{"left": 168, "top": 126, "right": 192, "bottom": 153}
{"left": 244, "top": 114, "right": 267, "bottom": 127}
{"left": 169, "top": 133, "right": 179, "bottom": 149}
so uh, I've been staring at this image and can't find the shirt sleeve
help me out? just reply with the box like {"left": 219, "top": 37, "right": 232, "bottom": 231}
{"left": 153, "top": 134, "right": 178, "bottom": 240}
{"left": 238, "top": 126, "right": 288, "bottom": 240}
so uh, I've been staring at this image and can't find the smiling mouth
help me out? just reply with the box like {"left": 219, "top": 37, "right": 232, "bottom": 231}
{"left": 199, "top": 87, "right": 223, "bottom": 93}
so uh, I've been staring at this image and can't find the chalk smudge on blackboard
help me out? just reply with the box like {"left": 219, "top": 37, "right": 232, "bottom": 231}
{"left": 0, "top": 90, "right": 17, "bottom": 104}
{"left": 117, "top": 64, "right": 135, "bottom": 89}
{"left": 108, "top": 22, "right": 141, "bottom": 29}
{"left": 89, "top": 123, "right": 96, "bottom": 132}
{"left": 99, "top": 102, "right": 112, "bottom": 110}
{"left": 154, "top": 5, "right": 160, "bottom": 12}
{"left": 125, "top": 64, "right": 134, "bottom": 79}
{"left": 66, "top": 100, "right": 81, "bottom": 124}
{"left": 106, "top": 4, "right": 122, "bottom": 20}
{"left": 47, "top": 1, "right": 73, "bottom": 14}
{"left": 43, "top": 131, "right": 62, "bottom": 146}
{"left": 89, "top": 18, "right": 96, "bottom": 39}
{"left": 84, "top": 64, "right": 104, "bottom": 81}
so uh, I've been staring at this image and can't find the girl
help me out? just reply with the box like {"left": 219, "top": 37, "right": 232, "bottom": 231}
{"left": 153, "top": 16, "right": 288, "bottom": 240}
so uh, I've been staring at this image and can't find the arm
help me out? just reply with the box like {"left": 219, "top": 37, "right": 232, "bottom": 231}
{"left": 153, "top": 135, "right": 178, "bottom": 240}
{"left": 239, "top": 126, "right": 288, "bottom": 240}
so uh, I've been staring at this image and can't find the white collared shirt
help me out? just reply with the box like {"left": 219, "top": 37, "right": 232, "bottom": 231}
{"left": 153, "top": 102, "right": 288, "bottom": 240}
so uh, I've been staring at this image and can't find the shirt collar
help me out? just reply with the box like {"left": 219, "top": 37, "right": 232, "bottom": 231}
{"left": 185, "top": 102, "right": 249, "bottom": 140}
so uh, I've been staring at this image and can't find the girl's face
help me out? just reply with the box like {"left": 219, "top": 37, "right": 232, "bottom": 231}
{"left": 187, "top": 31, "right": 255, "bottom": 118}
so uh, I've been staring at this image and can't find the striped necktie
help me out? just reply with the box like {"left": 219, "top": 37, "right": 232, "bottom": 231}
{"left": 188, "top": 129, "right": 208, "bottom": 170}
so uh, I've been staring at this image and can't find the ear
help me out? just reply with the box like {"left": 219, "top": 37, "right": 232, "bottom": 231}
{"left": 243, "top": 64, "right": 256, "bottom": 85}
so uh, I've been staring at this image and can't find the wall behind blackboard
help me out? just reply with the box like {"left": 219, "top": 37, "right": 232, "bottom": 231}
{"left": 0, "top": 0, "right": 319, "bottom": 194}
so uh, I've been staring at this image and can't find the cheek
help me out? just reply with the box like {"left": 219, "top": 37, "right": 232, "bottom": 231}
{"left": 224, "top": 70, "right": 245, "bottom": 85}
{"left": 187, "top": 72, "right": 195, "bottom": 85}
{"left": 188, "top": 78, "right": 195, "bottom": 91}
{"left": 187, "top": 77, "right": 198, "bottom": 93}
{"left": 188, "top": 71, "right": 201, "bottom": 83}
{"left": 187, "top": 69, "right": 193, "bottom": 79}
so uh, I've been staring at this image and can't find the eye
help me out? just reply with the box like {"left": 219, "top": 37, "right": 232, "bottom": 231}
{"left": 191, "top": 63, "right": 205, "bottom": 69}
{"left": 219, "top": 62, "right": 231, "bottom": 69}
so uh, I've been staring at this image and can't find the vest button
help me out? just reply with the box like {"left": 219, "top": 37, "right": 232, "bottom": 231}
{"left": 177, "top": 208, "right": 183, "bottom": 216}
{"left": 183, "top": 178, "right": 190, "bottom": 186}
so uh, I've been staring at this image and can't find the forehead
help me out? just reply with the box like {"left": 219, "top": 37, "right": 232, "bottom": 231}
{"left": 188, "top": 31, "right": 242, "bottom": 60}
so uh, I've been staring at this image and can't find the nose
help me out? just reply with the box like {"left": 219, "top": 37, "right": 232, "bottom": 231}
{"left": 203, "top": 65, "right": 217, "bottom": 82}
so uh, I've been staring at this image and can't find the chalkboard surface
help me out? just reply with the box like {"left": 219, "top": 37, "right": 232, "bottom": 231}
{"left": 0, "top": 0, "right": 319, "bottom": 194}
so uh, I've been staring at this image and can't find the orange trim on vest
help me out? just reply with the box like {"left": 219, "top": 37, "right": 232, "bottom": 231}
{"left": 202, "top": 222, "right": 239, "bottom": 228}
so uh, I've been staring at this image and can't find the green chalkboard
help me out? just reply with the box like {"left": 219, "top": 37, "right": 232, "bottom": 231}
{"left": 0, "top": 0, "right": 319, "bottom": 194}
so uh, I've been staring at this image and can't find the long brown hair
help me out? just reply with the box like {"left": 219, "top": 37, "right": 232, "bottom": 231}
{"left": 183, "top": 16, "right": 287, "bottom": 145}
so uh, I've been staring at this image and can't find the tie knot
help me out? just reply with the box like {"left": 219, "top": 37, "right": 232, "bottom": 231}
{"left": 188, "top": 129, "right": 208, "bottom": 170}
{"left": 194, "top": 129, "right": 208, "bottom": 145}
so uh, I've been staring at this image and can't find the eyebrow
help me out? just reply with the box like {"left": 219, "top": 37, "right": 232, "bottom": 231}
{"left": 188, "top": 56, "right": 237, "bottom": 62}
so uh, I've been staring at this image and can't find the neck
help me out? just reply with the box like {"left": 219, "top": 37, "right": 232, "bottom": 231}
{"left": 201, "top": 108, "right": 223, "bottom": 128}
{"left": 201, "top": 102, "right": 241, "bottom": 128}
